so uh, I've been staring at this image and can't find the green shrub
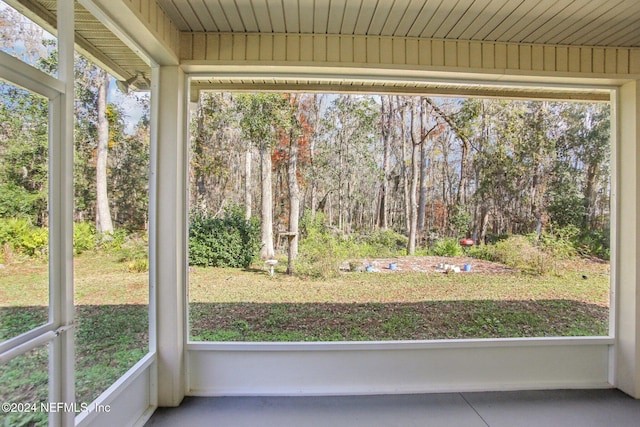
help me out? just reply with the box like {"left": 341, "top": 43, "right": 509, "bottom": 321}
{"left": 0, "top": 218, "right": 47, "bottom": 258}
{"left": 188, "top": 206, "right": 261, "bottom": 268}
{"left": 73, "top": 222, "right": 97, "bottom": 254}
{"left": 296, "top": 213, "right": 343, "bottom": 278}
{"left": 354, "top": 229, "right": 407, "bottom": 257}
{"left": 467, "top": 244, "right": 493, "bottom": 261}
{"left": 0, "top": 218, "right": 31, "bottom": 248}
{"left": 0, "top": 183, "right": 46, "bottom": 223}
{"left": 295, "top": 215, "right": 409, "bottom": 277}
{"left": 577, "top": 229, "right": 610, "bottom": 260}
{"left": 0, "top": 219, "right": 103, "bottom": 260}
{"left": 111, "top": 234, "right": 149, "bottom": 272}
{"left": 296, "top": 233, "right": 342, "bottom": 278}
{"left": 20, "top": 227, "right": 48, "bottom": 257}
{"left": 127, "top": 257, "right": 149, "bottom": 273}
{"left": 99, "top": 229, "right": 128, "bottom": 252}
{"left": 470, "top": 235, "right": 552, "bottom": 275}
{"left": 431, "top": 237, "right": 464, "bottom": 257}
{"left": 534, "top": 224, "right": 579, "bottom": 260}
{"left": 449, "top": 205, "right": 472, "bottom": 237}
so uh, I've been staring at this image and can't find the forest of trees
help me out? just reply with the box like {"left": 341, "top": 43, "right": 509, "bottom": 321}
{"left": 0, "top": 4, "right": 610, "bottom": 269}
{"left": 190, "top": 92, "right": 611, "bottom": 261}
{"left": 0, "top": 5, "right": 150, "bottom": 238}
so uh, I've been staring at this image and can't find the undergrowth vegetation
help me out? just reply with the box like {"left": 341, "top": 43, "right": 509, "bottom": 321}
{"left": 468, "top": 225, "right": 609, "bottom": 275}
{"left": 0, "top": 218, "right": 149, "bottom": 274}
{"left": 292, "top": 215, "right": 609, "bottom": 278}
{"left": 295, "top": 213, "right": 409, "bottom": 278}
{"left": 1, "top": 214, "right": 608, "bottom": 279}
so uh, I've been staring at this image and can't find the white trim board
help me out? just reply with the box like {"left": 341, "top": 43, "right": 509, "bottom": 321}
{"left": 187, "top": 339, "right": 612, "bottom": 396}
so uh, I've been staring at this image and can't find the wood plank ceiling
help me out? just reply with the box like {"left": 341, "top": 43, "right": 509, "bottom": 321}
{"left": 7, "top": 0, "right": 640, "bottom": 98}
{"left": 5, "top": 0, "right": 149, "bottom": 81}
{"left": 157, "top": 0, "right": 640, "bottom": 48}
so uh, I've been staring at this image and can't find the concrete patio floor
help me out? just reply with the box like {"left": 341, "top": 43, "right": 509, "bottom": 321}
{"left": 146, "top": 388, "right": 640, "bottom": 427}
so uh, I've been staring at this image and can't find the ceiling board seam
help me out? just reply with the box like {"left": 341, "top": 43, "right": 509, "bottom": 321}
{"left": 582, "top": 7, "right": 636, "bottom": 47}
{"left": 263, "top": 0, "right": 275, "bottom": 33}
{"left": 509, "top": 0, "right": 553, "bottom": 42}
{"left": 327, "top": 0, "right": 347, "bottom": 35}
{"left": 446, "top": 0, "right": 489, "bottom": 39}
{"left": 224, "top": 0, "right": 248, "bottom": 32}
{"left": 557, "top": 0, "right": 627, "bottom": 46}
{"left": 514, "top": 0, "right": 574, "bottom": 44}
{"left": 380, "top": 0, "right": 402, "bottom": 36}
{"left": 187, "top": 1, "right": 205, "bottom": 32}
{"left": 430, "top": 0, "right": 462, "bottom": 38}
{"left": 416, "top": 0, "right": 445, "bottom": 38}
{"left": 488, "top": 0, "right": 539, "bottom": 42}
{"left": 194, "top": 0, "right": 220, "bottom": 32}
{"left": 544, "top": 0, "right": 609, "bottom": 45}
{"left": 608, "top": 26, "right": 640, "bottom": 49}
{"left": 364, "top": 0, "right": 382, "bottom": 35}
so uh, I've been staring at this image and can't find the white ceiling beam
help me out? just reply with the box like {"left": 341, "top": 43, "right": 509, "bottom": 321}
{"left": 80, "top": 0, "right": 180, "bottom": 67}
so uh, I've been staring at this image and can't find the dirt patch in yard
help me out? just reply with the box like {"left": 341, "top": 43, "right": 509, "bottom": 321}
{"left": 342, "top": 256, "right": 516, "bottom": 274}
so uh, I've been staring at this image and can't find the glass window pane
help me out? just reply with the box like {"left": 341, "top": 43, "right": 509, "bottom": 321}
{"left": 188, "top": 92, "right": 611, "bottom": 342}
{"left": 0, "top": 80, "right": 49, "bottom": 341}
{"left": 73, "top": 61, "right": 150, "bottom": 403}
{"left": 0, "top": 1, "right": 58, "bottom": 77}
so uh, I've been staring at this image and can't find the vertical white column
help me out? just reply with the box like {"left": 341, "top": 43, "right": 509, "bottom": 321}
{"left": 50, "top": 0, "right": 75, "bottom": 426}
{"left": 615, "top": 81, "right": 640, "bottom": 398}
{"left": 148, "top": 65, "right": 159, "bottom": 410}
{"left": 150, "top": 65, "right": 187, "bottom": 406}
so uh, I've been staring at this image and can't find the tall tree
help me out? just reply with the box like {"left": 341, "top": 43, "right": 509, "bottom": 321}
{"left": 407, "top": 98, "right": 439, "bottom": 254}
{"left": 244, "top": 143, "right": 252, "bottom": 220}
{"left": 320, "top": 95, "right": 379, "bottom": 232}
{"left": 110, "top": 99, "right": 150, "bottom": 230}
{"left": 190, "top": 92, "right": 241, "bottom": 214}
{"left": 424, "top": 97, "right": 471, "bottom": 206}
{"left": 95, "top": 70, "right": 114, "bottom": 235}
{"left": 0, "top": 83, "right": 48, "bottom": 224}
{"left": 236, "top": 93, "right": 292, "bottom": 259}
{"left": 378, "top": 95, "right": 393, "bottom": 229}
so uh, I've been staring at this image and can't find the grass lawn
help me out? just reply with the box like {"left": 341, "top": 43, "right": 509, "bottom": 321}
{"left": 189, "top": 258, "right": 610, "bottom": 341}
{"left": 1, "top": 253, "right": 148, "bottom": 427}
{"left": 1, "top": 252, "right": 609, "bottom": 425}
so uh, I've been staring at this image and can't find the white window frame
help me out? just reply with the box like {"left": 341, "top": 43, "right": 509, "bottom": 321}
{"left": 0, "top": 1, "right": 74, "bottom": 423}
{"left": 183, "top": 75, "right": 618, "bottom": 396}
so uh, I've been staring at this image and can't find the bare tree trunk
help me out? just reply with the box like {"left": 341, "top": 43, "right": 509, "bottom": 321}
{"left": 328, "top": 195, "right": 333, "bottom": 226}
{"left": 310, "top": 180, "right": 317, "bottom": 220}
{"left": 480, "top": 206, "right": 489, "bottom": 244}
{"left": 417, "top": 99, "right": 430, "bottom": 236}
{"left": 287, "top": 129, "right": 300, "bottom": 274}
{"left": 400, "top": 100, "right": 410, "bottom": 234}
{"left": 310, "top": 94, "right": 321, "bottom": 220}
{"left": 337, "top": 126, "right": 344, "bottom": 231}
{"left": 96, "top": 70, "right": 113, "bottom": 235}
{"left": 407, "top": 98, "right": 421, "bottom": 254}
{"left": 584, "top": 162, "right": 597, "bottom": 229}
{"left": 379, "top": 95, "right": 392, "bottom": 229}
{"left": 260, "top": 146, "right": 275, "bottom": 259}
{"left": 244, "top": 146, "right": 252, "bottom": 220}
{"left": 458, "top": 142, "right": 469, "bottom": 205}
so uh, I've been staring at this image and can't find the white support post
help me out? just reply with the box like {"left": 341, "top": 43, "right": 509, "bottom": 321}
{"left": 49, "top": 1, "right": 75, "bottom": 426}
{"left": 151, "top": 65, "right": 187, "bottom": 407}
{"left": 615, "top": 80, "right": 640, "bottom": 398}
{"left": 147, "top": 65, "right": 159, "bottom": 410}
